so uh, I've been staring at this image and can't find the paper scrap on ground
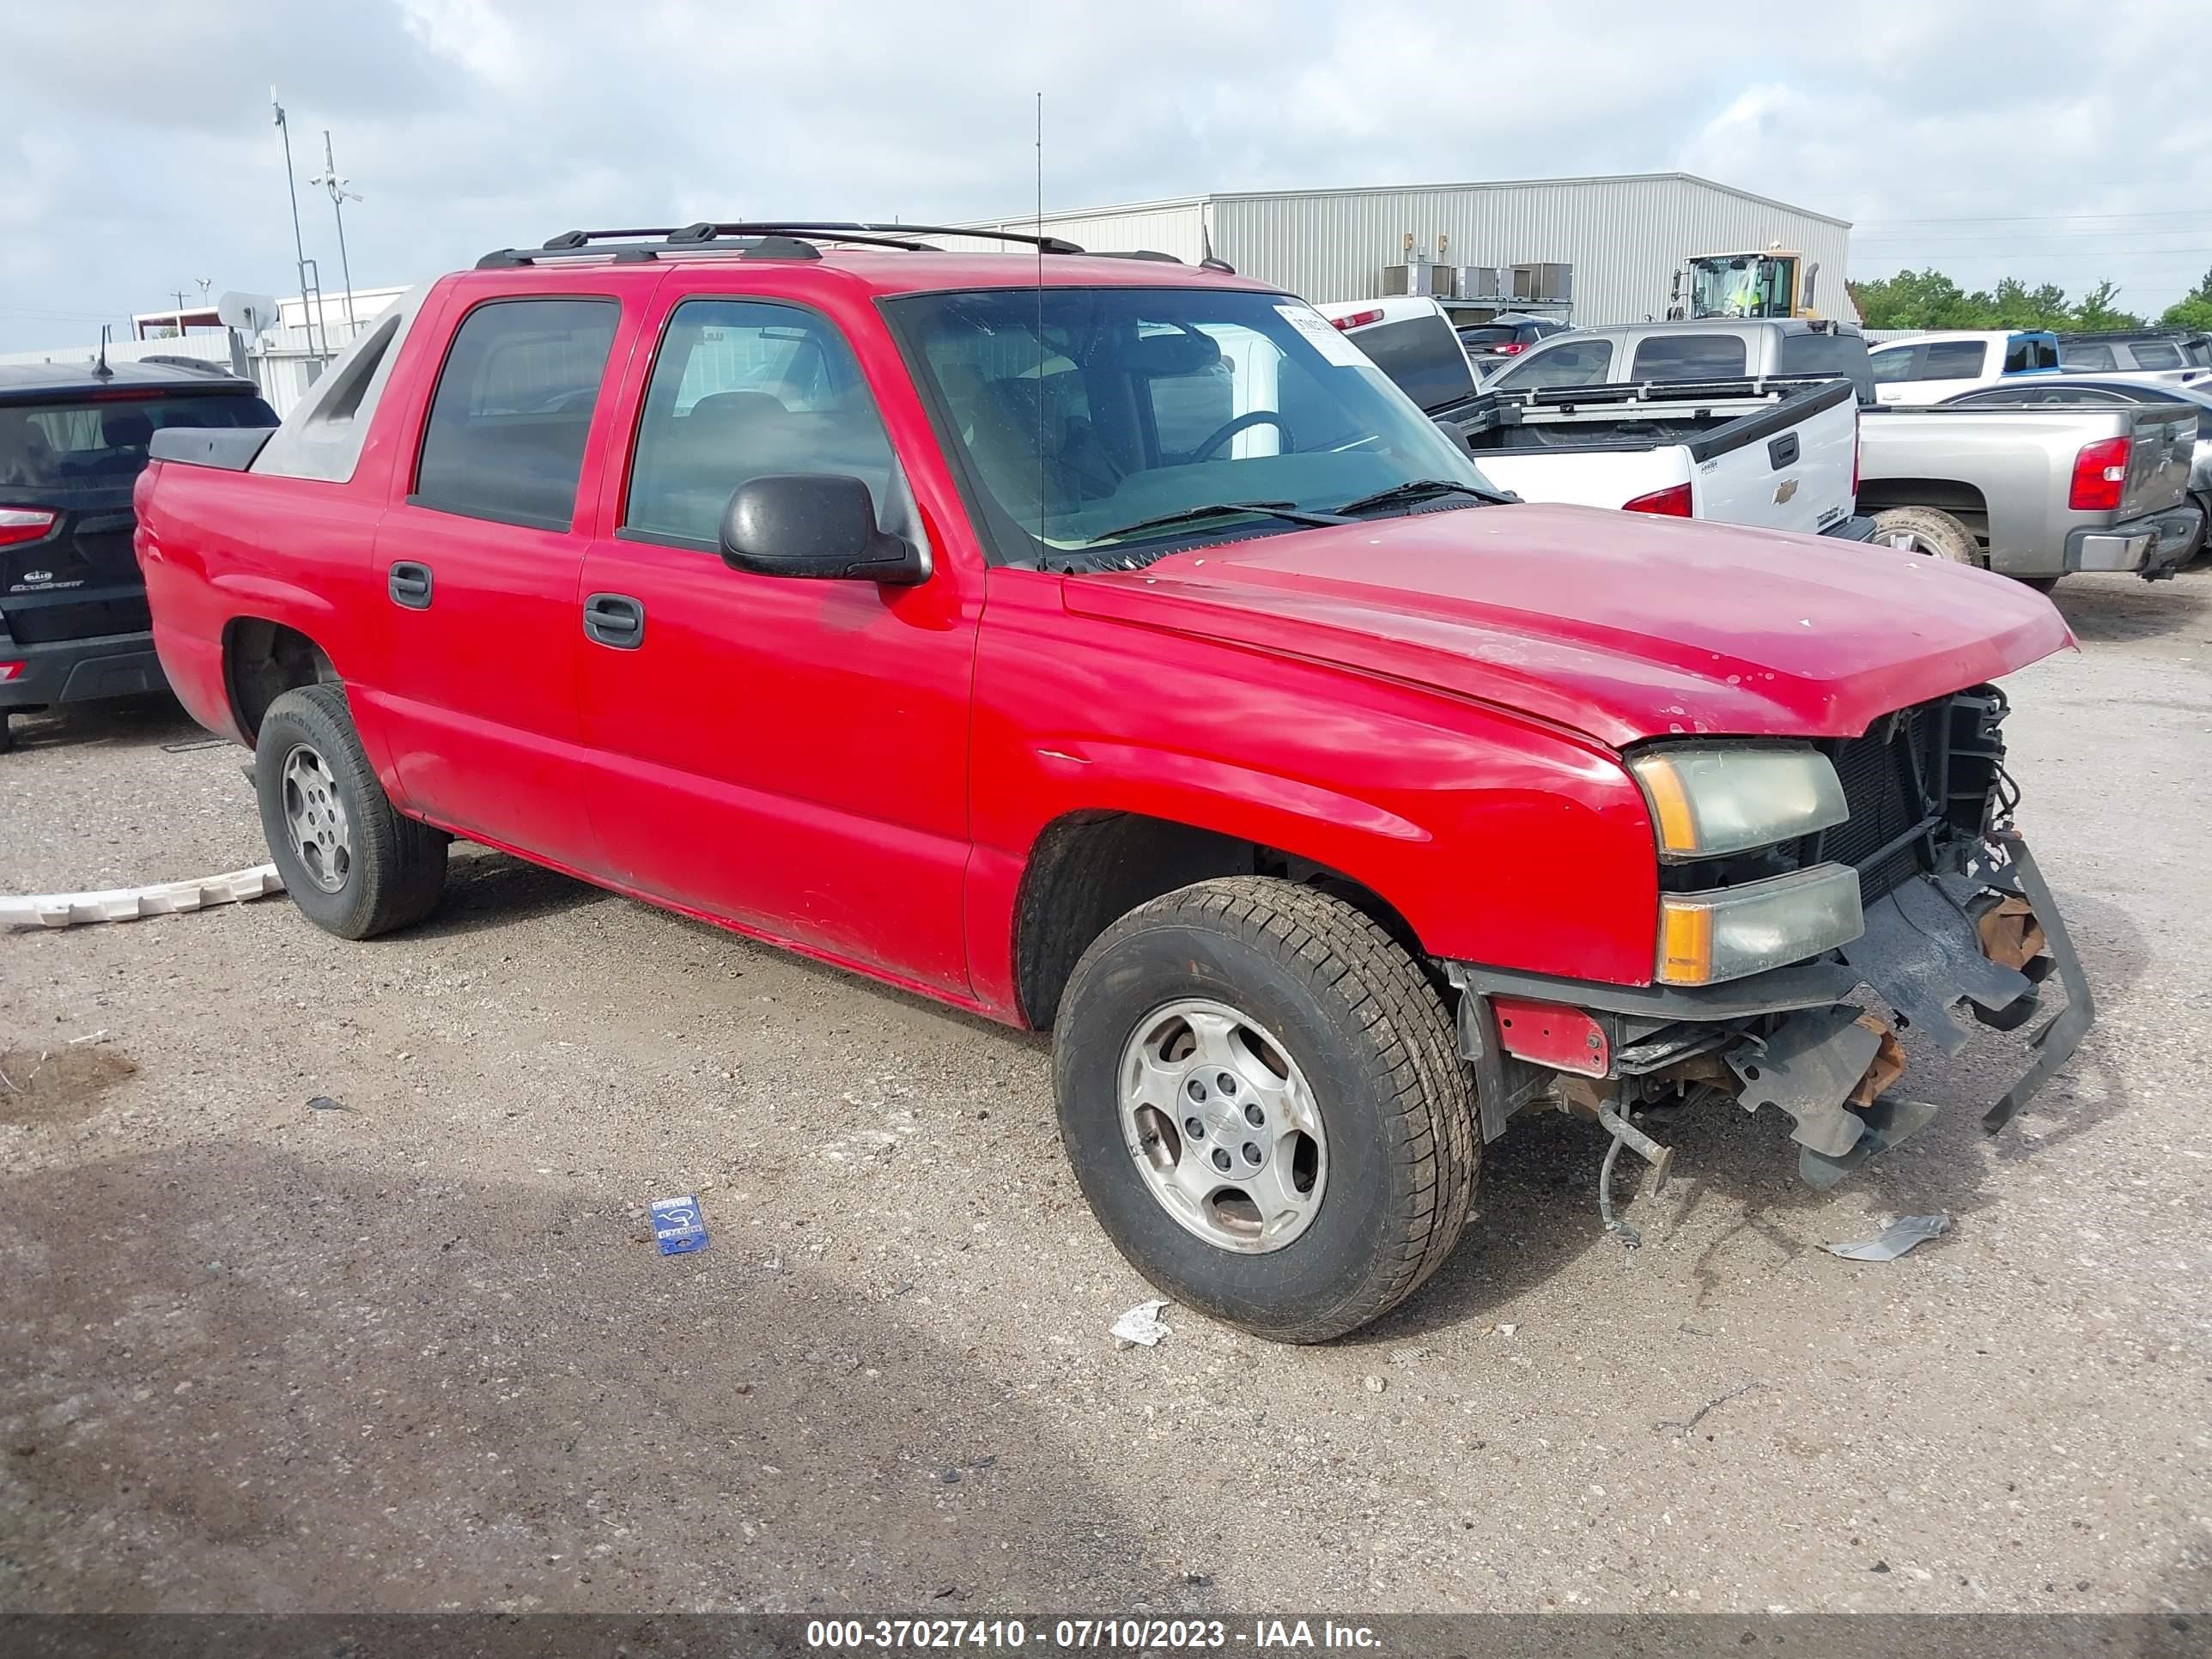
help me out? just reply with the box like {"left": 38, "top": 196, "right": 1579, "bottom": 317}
{"left": 1822, "top": 1212, "right": 1951, "bottom": 1261}
{"left": 1110, "top": 1298, "right": 1171, "bottom": 1346}
{"left": 1, "top": 864, "right": 284, "bottom": 929}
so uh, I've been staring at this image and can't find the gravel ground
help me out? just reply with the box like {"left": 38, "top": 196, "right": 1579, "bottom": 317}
{"left": 2, "top": 571, "right": 2209, "bottom": 1616}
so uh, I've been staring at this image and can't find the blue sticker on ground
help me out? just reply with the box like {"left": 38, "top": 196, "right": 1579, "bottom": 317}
{"left": 649, "top": 1196, "right": 708, "bottom": 1256}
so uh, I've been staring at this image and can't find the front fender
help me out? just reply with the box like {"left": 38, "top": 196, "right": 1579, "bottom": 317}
{"left": 966, "top": 570, "right": 1662, "bottom": 1011}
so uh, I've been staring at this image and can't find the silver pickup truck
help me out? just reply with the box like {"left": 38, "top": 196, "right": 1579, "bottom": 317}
{"left": 1856, "top": 401, "right": 2202, "bottom": 588}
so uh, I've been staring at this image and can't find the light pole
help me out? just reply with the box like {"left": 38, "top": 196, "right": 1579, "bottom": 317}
{"left": 270, "top": 88, "right": 326, "bottom": 356}
{"left": 310, "top": 131, "right": 362, "bottom": 331}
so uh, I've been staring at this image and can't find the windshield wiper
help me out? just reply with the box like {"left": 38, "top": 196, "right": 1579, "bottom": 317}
{"left": 1084, "top": 500, "right": 1351, "bottom": 545}
{"left": 1331, "top": 478, "right": 1513, "bottom": 515}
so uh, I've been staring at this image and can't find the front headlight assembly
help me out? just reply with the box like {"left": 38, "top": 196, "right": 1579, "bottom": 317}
{"left": 1630, "top": 744, "right": 1850, "bottom": 861}
{"left": 1632, "top": 743, "right": 1864, "bottom": 985}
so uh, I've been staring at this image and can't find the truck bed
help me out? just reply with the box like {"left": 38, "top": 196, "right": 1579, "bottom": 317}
{"left": 1442, "top": 376, "right": 1860, "bottom": 536}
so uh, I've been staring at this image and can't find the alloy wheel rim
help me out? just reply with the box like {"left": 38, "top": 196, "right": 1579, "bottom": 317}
{"left": 280, "top": 743, "right": 352, "bottom": 894}
{"left": 1117, "top": 998, "right": 1327, "bottom": 1254}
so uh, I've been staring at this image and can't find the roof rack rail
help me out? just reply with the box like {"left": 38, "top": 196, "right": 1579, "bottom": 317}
{"left": 1031, "top": 247, "right": 1237, "bottom": 274}
{"left": 477, "top": 220, "right": 1091, "bottom": 269}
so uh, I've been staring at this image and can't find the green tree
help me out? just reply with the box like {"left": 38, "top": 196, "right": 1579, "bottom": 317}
{"left": 1849, "top": 267, "right": 2153, "bottom": 331}
{"left": 1990, "top": 277, "right": 2069, "bottom": 328}
{"left": 2069, "top": 280, "right": 2144, "bottom": 331}
{"left": 1850, "top": 268, "right": 1989, "bottom": 329}
{"left": 2162, "top": 268, "right": 2212, "bottom": 331}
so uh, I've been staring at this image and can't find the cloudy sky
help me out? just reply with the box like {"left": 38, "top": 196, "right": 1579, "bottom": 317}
{"left": 3, "top": 0, "right": 2209, "bottom": 350}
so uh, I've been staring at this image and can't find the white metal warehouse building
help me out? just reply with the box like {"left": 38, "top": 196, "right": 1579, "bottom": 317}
{"left": 964, "top": 172, "right": 1856, "bottom": 326}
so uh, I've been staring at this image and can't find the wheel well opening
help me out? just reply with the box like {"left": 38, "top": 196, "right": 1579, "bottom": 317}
{"left": 225, "top": 619, "right": 337, "bottom": 740}
{"left": 1855, "top": 478, "right": 1991, "bottom": 544}
{"left": 1012, "top": 811, "right": 1426, "bottom": 1030}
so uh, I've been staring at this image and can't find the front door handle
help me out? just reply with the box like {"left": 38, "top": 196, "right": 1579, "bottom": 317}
{"left": 388, "top": 561, "right": 434, "bottom": 609}
{"left": 583, "top": 591, "right": 645, "bottom": 649}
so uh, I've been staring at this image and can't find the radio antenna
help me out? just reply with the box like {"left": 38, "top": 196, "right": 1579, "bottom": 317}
{"left": 1035, "top": 90, "right": 1047, "bottom": 559}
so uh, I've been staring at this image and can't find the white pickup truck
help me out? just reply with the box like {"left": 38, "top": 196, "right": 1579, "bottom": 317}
{"left": 1318, "top": 298, "right": 1867, "bottom": 538}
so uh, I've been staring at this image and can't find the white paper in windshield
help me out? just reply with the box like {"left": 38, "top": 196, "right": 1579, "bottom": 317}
{"left": 1275, "top": 302, "right": 1370, "bottom": 368}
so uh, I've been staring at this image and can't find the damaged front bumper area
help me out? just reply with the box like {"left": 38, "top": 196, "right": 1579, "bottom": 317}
{"left": 1443, "top": 827, "right": 2094, "bottom": 1191}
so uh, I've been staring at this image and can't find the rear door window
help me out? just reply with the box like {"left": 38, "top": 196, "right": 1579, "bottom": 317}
{"left": 1348, "top": 313, "right": 1477, "bottom": 412}
{"left": 411, "top": 297, "right": 620, "bottom": 530}
{"left": 1869, "top": 346, "right": 1916, "bottom": 383}
{"left": 2060, "top": 342, "right": 2117, "bottom": 371}
{"left": 1630, "top": 333, "right": 1747, "bottom": 380}
{"left": 1917, "top": 340, "right": 1988, "bottom": 380}
{"left": 2130, "top": 342, "right": 2183, "bottom": 370}
{"left": 1494, "top": 338, "right": 1614, "bottom": 388}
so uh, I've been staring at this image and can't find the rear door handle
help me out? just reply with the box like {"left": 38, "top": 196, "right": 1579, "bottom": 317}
{"left": 583, "top": 591, "right": 645, "bottom": 649}
{"left": 388, "top": 561, "right": 434, "bottom": 609}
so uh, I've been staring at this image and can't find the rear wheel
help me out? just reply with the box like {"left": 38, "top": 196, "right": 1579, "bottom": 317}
{"left": 1054, "top": 877, "right": 1478, "bottom": 1344}
{"left": 255, "top": 684, "right": 447, "bottom": 939}
{"left": 1869, "top": 505, "right": 1983, "bottom": 566}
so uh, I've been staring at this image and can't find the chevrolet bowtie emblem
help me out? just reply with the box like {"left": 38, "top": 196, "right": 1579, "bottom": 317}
{"left": 1773, "top": 479, "right": 1799, "bottom": 504}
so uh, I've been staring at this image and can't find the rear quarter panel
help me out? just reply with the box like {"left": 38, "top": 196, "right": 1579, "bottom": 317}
{"left": 962, "top": 566, "right": 1662, "bottom": 1014}
{"left": 1857, "top": 407, "right": 2093, "bottom": 575}
{"left": 137, "top": 464, "right": 387, "bottom": 753}
{"left": 137, "top": 280, "right": 453, "bottom": 764}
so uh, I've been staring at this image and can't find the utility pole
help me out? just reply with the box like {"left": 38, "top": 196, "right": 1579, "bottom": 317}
{"left": 172, "top": 289, "right": 189, "bottom": 337}
{"left": 310, "top": 130, "right": 362, "bottom": 331}
{"left": 270, "top": 88, "right": 326, "bottom": 357}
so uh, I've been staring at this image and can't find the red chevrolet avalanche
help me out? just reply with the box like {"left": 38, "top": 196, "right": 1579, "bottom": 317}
{"left": 134, "top": 223, "right": 2089, "bottom": 1340}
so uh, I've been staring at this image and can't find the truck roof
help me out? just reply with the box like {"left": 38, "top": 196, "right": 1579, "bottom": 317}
{"left": 465, "top": 223, "right": 1275, "bottom": 301}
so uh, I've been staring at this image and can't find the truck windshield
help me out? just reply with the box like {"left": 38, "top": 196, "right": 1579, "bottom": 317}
{"left": 884, "top": 287, "right": 1500, "bottom": 569}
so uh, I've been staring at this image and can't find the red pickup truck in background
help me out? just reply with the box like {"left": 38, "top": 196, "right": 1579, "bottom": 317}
{"left": 135, "top": 222, "right": 2092, "bottom": 1341}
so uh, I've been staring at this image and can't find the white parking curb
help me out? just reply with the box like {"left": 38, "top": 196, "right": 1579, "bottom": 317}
{"left": 1, "top": 864, "right": 286, "bottom": 929}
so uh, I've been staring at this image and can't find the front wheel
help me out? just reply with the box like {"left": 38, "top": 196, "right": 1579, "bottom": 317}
{"left": 1054, "top": 878, "right": 1478, "bottom": 1344}
{"left": 254, "top": 684, "right": 447, "bottom": 939}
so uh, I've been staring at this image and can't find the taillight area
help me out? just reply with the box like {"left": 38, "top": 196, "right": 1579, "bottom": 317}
{"left": 1330, "top": 308, "right": 1384, "bottom": 331}
{"left": 1495, "top": 342, "right": 1527, "bottom": 355}
{"left": 0, "top": 663, "right": 21, "bottom": 682}
{"left": 2069, "top": 436, "right": 2130, "bottom": 511}
{"left": 0, "top": 507, "right": 58, "bottom": 549}
{"left": 1623, "top": 482, "right": 1694, "bottom": 517}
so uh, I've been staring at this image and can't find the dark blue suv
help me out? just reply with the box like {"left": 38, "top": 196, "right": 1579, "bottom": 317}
{"left": 0, "top": 361, "right": 276, "bottom": 750}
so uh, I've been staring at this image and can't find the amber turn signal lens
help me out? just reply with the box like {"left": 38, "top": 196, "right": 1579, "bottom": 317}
{"left": 1658, "top": 898, "right": 1715, "bottom": 985}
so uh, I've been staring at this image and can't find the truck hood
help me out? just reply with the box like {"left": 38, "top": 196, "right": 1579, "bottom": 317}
{"left": 1061, "top": 503, "right": 2073, "bottom": 748}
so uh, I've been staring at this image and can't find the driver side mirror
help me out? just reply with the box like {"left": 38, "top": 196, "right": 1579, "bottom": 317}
{"left": 719, "top": 473, "right": 928, "bottom": 586}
